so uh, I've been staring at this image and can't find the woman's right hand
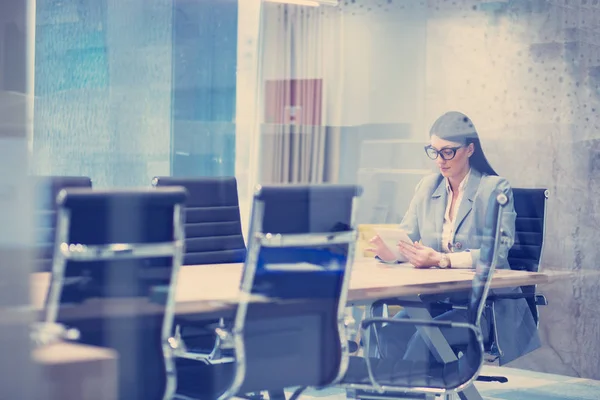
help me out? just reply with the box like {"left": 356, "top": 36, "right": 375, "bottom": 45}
{"left": 367, "top": 235, "right": 398, "bottom": 263}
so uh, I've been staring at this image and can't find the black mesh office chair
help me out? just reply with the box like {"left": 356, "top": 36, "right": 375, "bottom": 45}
{"left": 175, "top": 184, "right": 363, "bottom": 400}
{"left": 340, "top": 191, "right": 509, "bottom": 400}
{"left": 32, "top": 176, "right": 92, "bottom": 272}
{"left": 44, "top": 187, "right": 187, "bottom": 400}
{"left": 367, "top": 187, "right": 549, "bottom": 361}
{"left": 480, "top": 188, "right": 548, "bottom": 383}
{"left": 152, "top": 177, "right": 246, "bottom": 265}
{"left": 152, "top": 177, "right": 247, "bottom": 364}
{"left": 496, "top": 188, "right": 549, "bottom": 323}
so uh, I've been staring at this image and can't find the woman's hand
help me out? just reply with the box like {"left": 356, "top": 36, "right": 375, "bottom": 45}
{"left": 398, "top": 241, "right": 442, "bottom": 268}
{"left": 367, "top": 235, "right": 398, "bottom": 263}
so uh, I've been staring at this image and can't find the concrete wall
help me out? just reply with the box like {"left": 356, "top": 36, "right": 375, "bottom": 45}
{"left": 336, "top": 0, "right": 600, "bottom": 379}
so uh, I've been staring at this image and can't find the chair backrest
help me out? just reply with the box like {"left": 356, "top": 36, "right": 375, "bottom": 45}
{"left": 32, "top": 176, "right": 92, "bottom": 272}
{"left": 152, "top": 176, "right": 246, "bottom": 265}
{"left": 223, "top": 184, "right": 362, "bottom": 397}
{"left": 507, "top": 188, "right": 548, "bottom": 273}
{"left": 507, "top": 188, "right": 548, "bottom": 323}
{"left": 46, "top": 187, "right": 186, "bottom": 400}
{"left": 349, "top": 191, "right": 507, "bottom": 394}
{"left": 469, "top": 190, "right": 508, "bottom": 327}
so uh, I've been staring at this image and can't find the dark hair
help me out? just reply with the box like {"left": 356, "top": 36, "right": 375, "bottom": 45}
{"left": 429, "top": 111, "right": 497, "bottom": 176}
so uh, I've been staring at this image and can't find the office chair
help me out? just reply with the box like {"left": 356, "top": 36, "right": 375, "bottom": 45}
{"left": 152, "top": 176, "right": 246, "bottom": 265}
{"left": 479, "top": 188, "right": 548, "bottom": 383}
{"left": 152, "top": 176, "right": 246, "bottom": 364}
{"left": 175, "top": 184, "right": 363, "bottom": 400}
{"left": 44, "top": 187, "right": 187, "bottom": 400}
{"left": 340, "top": 191, "right": 509, "bottom": 400}
{"left": 493, "top": 188, "right": 549, "bottom": 324}
{"left": 368, "top": 188, "right": 549, "bottom": 385}
{"left": 32, "top": 176, "right": 92, "bottom": 272}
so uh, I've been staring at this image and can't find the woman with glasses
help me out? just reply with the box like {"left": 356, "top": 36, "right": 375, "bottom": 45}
{"left": 369, "top": 111, "right": 540, "bottom": 366}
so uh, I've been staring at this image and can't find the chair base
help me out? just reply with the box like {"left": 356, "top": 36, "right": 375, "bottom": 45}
{"left": 351, "top": 389, "right": 437, "bottom": 400}
{"left": 239, "top": 392, "right": 267, "bottom": 400}
{"left": 476, "top": 375, "right": 508, "bottom": 383}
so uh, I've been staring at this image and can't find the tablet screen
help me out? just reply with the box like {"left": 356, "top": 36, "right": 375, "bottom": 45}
{"left": 375, "top": 227, "right": 413, "bottom": 262}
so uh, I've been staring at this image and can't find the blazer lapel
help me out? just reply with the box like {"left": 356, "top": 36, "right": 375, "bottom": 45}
{"left": 431, "top": 175, "right": 446, "bottom": 250}
{"left": 453, "top": 169, "right": 483, "bottom": 237}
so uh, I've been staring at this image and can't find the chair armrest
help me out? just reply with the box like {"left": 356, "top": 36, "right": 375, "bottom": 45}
{"left": 371, "top": 298, "right": 430, "bottom": 309}
{"left": 361, "top": 317, "right": 474, "bottom": 331}
{"left": 371, "top": 295, "right": 461, "bottom": 311}
{"left": 367, "top": 301, "right": 457, "bottom": 359}
{"left": 31, "top": 322, "right": 80, "bottom": 347}
{"left": 487, "top": 294, "right": 548, "bottom": 306}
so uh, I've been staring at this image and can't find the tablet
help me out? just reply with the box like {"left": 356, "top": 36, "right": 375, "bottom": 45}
{"left": 375, "top": 227, "right": 414, "bottom": 262}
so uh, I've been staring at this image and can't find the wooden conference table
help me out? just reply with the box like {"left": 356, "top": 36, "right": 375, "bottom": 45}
{"left": 31, "top": 258, "right": 554, "bottom": 319}
{"left": 31, "top": 258, "right": 561, "bottom": 400}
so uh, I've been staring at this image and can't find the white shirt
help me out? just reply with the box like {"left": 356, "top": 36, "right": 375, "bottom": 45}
{"left": 442, "top": 170, "right": 474, "bottom": 268}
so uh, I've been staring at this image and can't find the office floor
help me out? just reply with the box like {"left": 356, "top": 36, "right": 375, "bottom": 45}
{"left": 278, "top": 366, "right": 600, "bottom": 400}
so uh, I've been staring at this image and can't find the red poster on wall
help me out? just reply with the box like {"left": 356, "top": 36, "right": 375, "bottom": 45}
{"left": 264, "top": 79, "right": 323, "bottom": 126}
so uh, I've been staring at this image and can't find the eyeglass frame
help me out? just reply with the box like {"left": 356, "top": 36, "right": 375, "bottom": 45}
{"left": 424, "top": 145, "right": 464, "bottom": 161}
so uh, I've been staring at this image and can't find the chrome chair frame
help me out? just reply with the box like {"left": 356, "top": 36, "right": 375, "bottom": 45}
{"left": 44, "top": 189, "right": 186, "bottom": 400}
{"left": 368, "top": 189, "right": 547, "bottom": 363}
{"left": 152, "top": 176, "right": 245, "bottom": 367}
{"left": 484, "top": 188, "right": 548, "bottom": 362}
{"left": 216, "top": 186, "right": 361, "bottom": 400}
{"left": 340, "top": 192, "right": 508, "bottom": 399}
{"left": 171, "top": 323, "right": 234, "bottom": 365}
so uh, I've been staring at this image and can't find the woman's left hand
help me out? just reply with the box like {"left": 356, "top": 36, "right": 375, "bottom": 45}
{"left": 398, "top": 241, "right": 442, "bottom": 269}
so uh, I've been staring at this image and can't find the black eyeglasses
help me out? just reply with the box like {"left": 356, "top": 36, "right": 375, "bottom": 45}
{"left": 424, "top": 145, "right": 463, "bottom": 161}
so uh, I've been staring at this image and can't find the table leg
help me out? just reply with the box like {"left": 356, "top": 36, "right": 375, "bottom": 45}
{"left": 458, "top": 385, "right": 483, "bottom": 400}
{"left": 366, "top": 301, "right": 388, "bottom": 358}
{"left": 350, "top": 306, "right": 365, "bottom": 341}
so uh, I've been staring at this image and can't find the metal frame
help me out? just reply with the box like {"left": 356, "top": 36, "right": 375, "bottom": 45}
{"left": 340, "top": 193, "right": 507, "bottom": 400}
{"left": 30, "top": 321, "right": 80, "bottom": 347}
{"left": 488, "top": 188, "right": 549, "bottom": 358}
{"left": 152, "top": 176, "right": 243, "bottom": 367}
{"left": 216, "top": 188, "right": 360, "bottom": 400}
{"left": 171, "top": 320, "right": 235, "bottom": 365}
{"left": 163, "top": 204, "right": 186, "bottom": 400}
{"left": 43, "top": 197, "right": 185, "bottom": 400}
{"left": 532, "top": 190, "right": 549, "bottom": 325}
{"left": 344, "top": 318, "right": 484, "bottom": 397}
{"left": 490, "top": 300, "right": 503, "bottom": 358}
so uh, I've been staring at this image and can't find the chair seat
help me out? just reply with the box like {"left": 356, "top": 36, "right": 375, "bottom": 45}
{"left": 176, "top": 359, "right": 234, "bottom": 400}
{"left": 342, "top": 356, "right": 472, "bottom": 390}
{"left": 177, "top": 360, "right": 293, "bottom": 399}
{"left": 179, "top": 321, "right": 234, "bottom": 357}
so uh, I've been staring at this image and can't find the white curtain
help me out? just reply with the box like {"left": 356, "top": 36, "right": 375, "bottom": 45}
{"left": 254, "top": 2, "right": 344, "bottom": 184}
{"left": 236, "top": 1, "right": 345, "bottom": 232}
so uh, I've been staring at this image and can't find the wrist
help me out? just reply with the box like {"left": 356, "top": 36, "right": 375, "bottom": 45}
{"left": 438, "top": 252, "right": 451, "bottom": 268}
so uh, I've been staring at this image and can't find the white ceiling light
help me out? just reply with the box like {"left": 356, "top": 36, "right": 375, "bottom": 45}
{"left": 264, "top": 0, "right": 339, "bottom": 7}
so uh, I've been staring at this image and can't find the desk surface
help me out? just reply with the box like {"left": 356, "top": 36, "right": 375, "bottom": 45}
{"left": 35, "top": 342, "right": 117, "bottom": 400}
{"left": 31, "top": 258, "right": 559, "bottom": 320}
{"left": 34, "top": 342, "right": 116, "bottom": 365}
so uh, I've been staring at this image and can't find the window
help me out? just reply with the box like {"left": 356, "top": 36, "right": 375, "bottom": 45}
{"left": 32, "top": 0, "right": 238, "bottom": 186}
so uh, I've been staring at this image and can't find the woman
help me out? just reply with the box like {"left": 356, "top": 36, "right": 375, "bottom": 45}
{"left": 370, "top": 111, "right": 540, "bottom": 366}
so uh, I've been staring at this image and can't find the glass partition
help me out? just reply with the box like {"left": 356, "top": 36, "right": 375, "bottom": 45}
{"left": 22, "top": 0, "right": 600, "bottom": 397}
{"left": 248, "top": 0, "right": 600, "bottom": 385}
{"left": 33, "top": 0, "right": 240, "bottom": 186}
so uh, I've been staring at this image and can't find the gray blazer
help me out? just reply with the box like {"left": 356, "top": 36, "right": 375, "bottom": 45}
{"left": 399, "top": 168, "right": 540, "bottom": 365}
